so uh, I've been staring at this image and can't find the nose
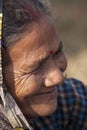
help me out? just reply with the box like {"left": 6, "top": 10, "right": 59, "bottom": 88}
{"left": 44, "top": 63, "right": 64, "bottom": 87}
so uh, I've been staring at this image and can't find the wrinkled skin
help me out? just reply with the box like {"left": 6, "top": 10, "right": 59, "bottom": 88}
{"left": 3, "top": 15, "right": 67, "bottom": 118}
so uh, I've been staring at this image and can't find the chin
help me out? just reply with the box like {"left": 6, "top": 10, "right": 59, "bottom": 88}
{"left": 38, "top": 105, "right": 57, "bottom": 117}
{"left": 24, "top": 101, "right": 57, "bottom": 117}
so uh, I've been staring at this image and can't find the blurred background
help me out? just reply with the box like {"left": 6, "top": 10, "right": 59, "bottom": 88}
{"left": 50, "top": 0, "right": 87, "bottom": 84}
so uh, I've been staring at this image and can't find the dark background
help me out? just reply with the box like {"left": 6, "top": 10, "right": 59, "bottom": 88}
{"left": 50, "top": 0, "right": 87, "bottom": 84}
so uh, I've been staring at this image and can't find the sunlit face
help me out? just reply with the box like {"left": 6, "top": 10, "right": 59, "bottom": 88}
{"left": 3, "top": 15, "right": 67, "bottom": 118}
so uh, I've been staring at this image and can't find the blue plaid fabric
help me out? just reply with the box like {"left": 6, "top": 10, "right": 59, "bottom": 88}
{"left": 29, "top": 78, "right": 87, "bottom": 130}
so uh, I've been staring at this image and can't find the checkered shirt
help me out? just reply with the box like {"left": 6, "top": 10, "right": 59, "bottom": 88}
{"left": 29, "top": 78, "right": 87, "bottom": 130}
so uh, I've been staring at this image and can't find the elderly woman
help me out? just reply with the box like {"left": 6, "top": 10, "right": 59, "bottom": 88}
{"left": 0, "top": 0, "right": 87, "bottom": 130}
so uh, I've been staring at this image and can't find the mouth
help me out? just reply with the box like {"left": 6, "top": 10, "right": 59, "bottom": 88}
{"left": 35, "top": 86, "right": 58, "bottom": 97}
{"left": 36, "top": 89, "right": 55, "bottom": 95}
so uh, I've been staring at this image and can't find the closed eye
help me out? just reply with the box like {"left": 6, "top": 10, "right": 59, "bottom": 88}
{"left": 31, "top": 58, "right": 46, "bottom": 73}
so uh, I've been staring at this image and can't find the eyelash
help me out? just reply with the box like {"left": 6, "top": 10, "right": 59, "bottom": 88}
{"left": 32, "top": 61, "right": 43, "bottom": 72}
{"left": 54, "top": 45, "right": 62, "bottom": 56}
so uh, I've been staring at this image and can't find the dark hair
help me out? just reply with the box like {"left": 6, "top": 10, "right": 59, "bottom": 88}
{"left": 2, "top": 0, "right": 51, "bottom": 48}
{"left": 0, "top": 0, "right": 3, "bottom": 12}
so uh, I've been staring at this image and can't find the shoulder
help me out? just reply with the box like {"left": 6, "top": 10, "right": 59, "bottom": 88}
{"left": 57, "top": 78, "right": 87, "bottom": 109}
{"left": 56, "top": 78, "right": 87, "bottom": 128}
{"left": 58, "top": 78, "right": 87, "bottom": 95}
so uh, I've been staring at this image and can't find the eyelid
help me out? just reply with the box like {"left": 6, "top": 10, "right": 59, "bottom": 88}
{"left": 29, "top": 56, "right": 48, "bottom": 73}
{"left": 33, "top": 58, "right": 46, "bottom": 71}
{"left": 38, "top": 57, "right": 48, "bottom": 67}
{"left": 54, "top": 41, "right": 63, "bottom": 55}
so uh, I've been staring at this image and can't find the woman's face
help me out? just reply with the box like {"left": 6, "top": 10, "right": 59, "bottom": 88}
{"left": 3, "top": 15, "right": 67, "bottom": 117}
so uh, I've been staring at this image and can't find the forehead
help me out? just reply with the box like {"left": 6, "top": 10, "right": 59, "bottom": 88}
{"left": 9, "top": 15, "right": 59, "bottom": 63}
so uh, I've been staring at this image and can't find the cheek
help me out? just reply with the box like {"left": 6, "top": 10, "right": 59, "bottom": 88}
{"left": 15, "top": 74, "right": 42, "bottom": 98}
